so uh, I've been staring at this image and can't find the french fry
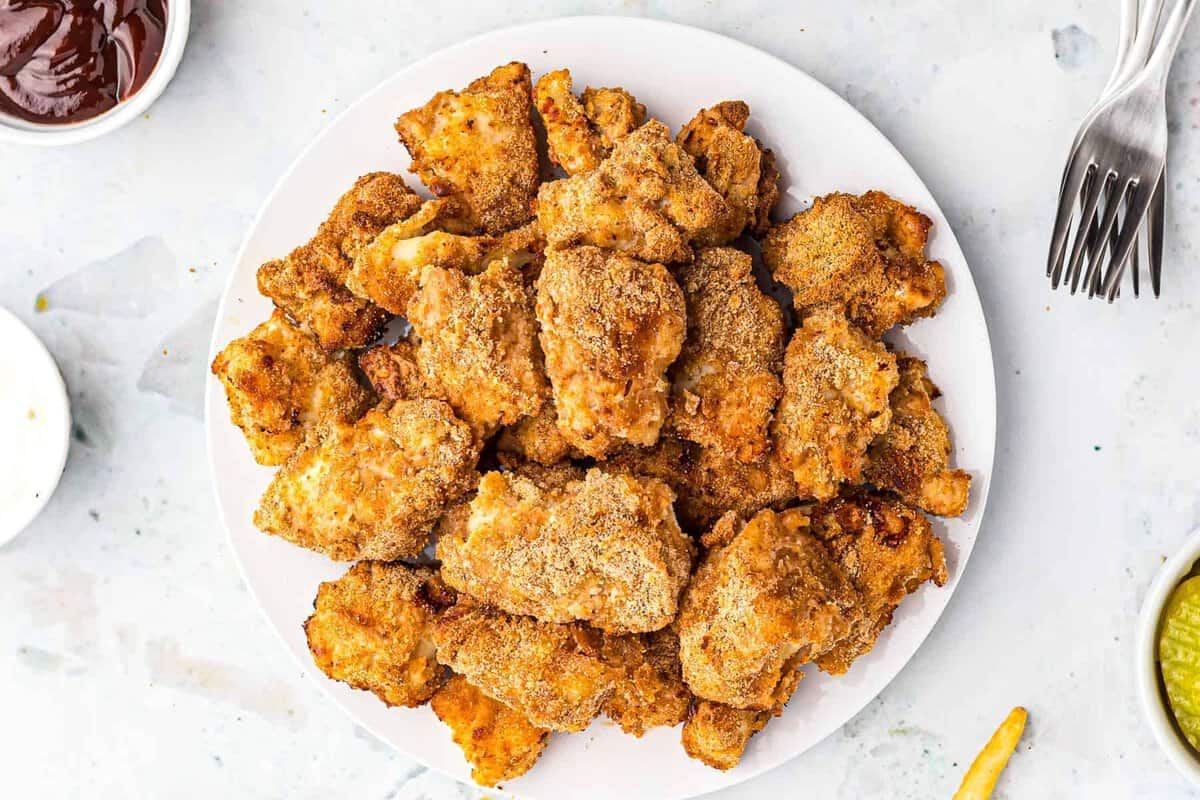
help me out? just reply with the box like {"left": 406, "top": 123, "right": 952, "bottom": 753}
{"left": 952, "top": 707, "right": 1028, "bottom": 800}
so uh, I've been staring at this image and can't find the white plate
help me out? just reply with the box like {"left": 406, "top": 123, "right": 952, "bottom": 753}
{"left": 205, "top": 17, "right": 996, "bottom": 799}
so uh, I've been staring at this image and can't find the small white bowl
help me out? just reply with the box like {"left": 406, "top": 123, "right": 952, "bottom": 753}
{"left": 1136, "top": 527, "right": 1200, "bottom": 785}
{"left": 0, "top": 0, "right": 191, "bottom": 146}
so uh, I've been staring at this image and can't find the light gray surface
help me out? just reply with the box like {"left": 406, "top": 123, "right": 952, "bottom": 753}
{"left": 1, "top": 2, "right": 1198, "bottom": 798}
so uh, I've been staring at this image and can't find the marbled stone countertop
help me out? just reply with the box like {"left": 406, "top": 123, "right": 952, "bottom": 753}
{"left": 3, "top": 2, "right": 1199, "bottom": 797}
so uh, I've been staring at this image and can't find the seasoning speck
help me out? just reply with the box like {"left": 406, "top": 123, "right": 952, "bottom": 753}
{"left": 35, "top": 295, "right": 48, "bottom": 312}
{"left": 26, "top": 409, "right": 36, "bottom": 420}
{"left": 1093, "top": 445, "right": 1102, "bottom": 452}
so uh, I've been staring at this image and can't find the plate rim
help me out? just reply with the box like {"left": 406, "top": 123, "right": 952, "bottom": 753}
{"left": 204, "top": 14, "right": 998, "bottom": 798}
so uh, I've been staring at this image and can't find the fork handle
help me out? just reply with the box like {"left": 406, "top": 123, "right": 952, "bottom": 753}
{"left": 1146, "top": 0, "right": 1199, "bottom": 80}
{"left": 1103, "top": 0, "right": 1141, "bottom": 97}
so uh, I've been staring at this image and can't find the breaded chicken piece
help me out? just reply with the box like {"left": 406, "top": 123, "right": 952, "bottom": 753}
{"left": 681, "top": 699, "right": 771, "bottom": 770}
{"left": 669, "top": 247, "right": 784, "bottom": 462}
{"left": 438, "top": 469, "right": 693, "bottom": 633}
{"left": 762, "top": 191, "right": 946, "bottom": 337}
{"left": 536, "top": 246, "right": 686, "bottom": 457}
{"left": 601, "top": 628, "right": 692, "bottom": 736}
{"left": 434, "top": 602, "right": 618, "bottom": 732}
{"left": 771, "top": 310, "right": 898, "bottom": 501}
{"left": 407, "top": 260, "right": 547, "bottom": 437}
{"left": 500, "top": 458, "right": 586, "bottom": 491}
{"left": 395, "top": 62, "right": 539, "bottom": 234}
{"left": 678, "top": 508, "right": 861, "bottom": 709}
{"left": 608, "top": 436, "right": 797, "bottom": 533}
{"left": 810, "top": 493, "right": 948, "bottom": 675}
{"left": 257, "top": 172, "right": 420, "bottom": 349}
{"left": 537, "top": 121, "right": 726, "bottom": 263}
{"left": 304, "top": 561, "right": 454, "bottom": 708}
{"left": 865, "top": 355, "right": 971, "bottom": 517}
{"left": 495, "top": 400, "right": 580, "bottom": 465}
{"left": 534, "top": 69, "right": 646, "bottom": 175}
{"left": 430, "top": 675, "right": 551, "bottom": 788}
{"left": 346, "top": 195, "right": 541, "bottom": 315}
{"left": 357, "top": 338, "right": 440, "bottom": 403}
{"left": 677, "top": 101, "right": 779, "bottom": 244}
{"left": 211, "top": 310, "right": 373, "bottom": 465}
{"left": 254, "top": 399, "right": 479, "bottom": 560}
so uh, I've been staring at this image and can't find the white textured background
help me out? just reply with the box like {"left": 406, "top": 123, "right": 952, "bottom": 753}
{"left": 2, "top": 2, "right": 1199, "bottom": 798}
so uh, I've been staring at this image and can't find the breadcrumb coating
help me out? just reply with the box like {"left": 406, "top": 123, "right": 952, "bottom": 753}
{"left": 431, "top": 675, "right": 551, "bottom": 787}
{"left": 581, "top": 86, "right": 647, "bottom": 150}
{"left": 762, "top": 191, "right": 946, "bottom": 337}
{"left": 678, "top": 508, "right": 861, "bottom": 709}
{"left": 396, "top": 62, "right": 539, "bottom": 234}
{"left": 253, "top": 399, "right": 480, "bottom": 560}
{"left": 681, "top": 699, "right": 771, "bottom": 770}
{"left": 211, "top": 310, "right": 372, "bottom": 465}
{"left": 534, "top": 69, "right": 646, "bottom": 175}
{"left": 434, "top": 602, "right": 618, "bottom": 732}
{"left": 438, "top": 469, "right": 693, "bottom": 633}
{"left": 865, "top": 355, "right": 970, "bottom": 517}
{"left": 536, "top": 246, "right": 686, "bottom": 457}
{"left": 601, "top": 628, "right": 692, "bottom": 736}
{"left": 257, "top": 172, "right": 419, "bottom": 349}
{"left": 408, "top": 260, "right": 548, "bottom": 437}
{"left": 304, "top": 561, "right": 454, "bottom": 708}
{"left": 357, "top": 339, "right": 440, "bottom": 403}
{"left": 677, "top": 101, "right": 779, "bottom": 244}
{"left": 495, "top": 399, "right": 580, "bottom": 465}
{"left": 771, "top": 310, "right": 898, "bottom": 501}
{"left": 669, "top": 247, "right": 784, "bottom": 462}
{"left": 537, "top": 120, "right": 725, "bottom": 263}
{"left": 810, "top": 493, "right": 948, "bottom": 675}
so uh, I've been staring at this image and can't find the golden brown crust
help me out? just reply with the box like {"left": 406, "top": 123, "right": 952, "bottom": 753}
{"left": 534, "top": 69, "right": 605, "bottom": 175}
{"left": 810, "top": 493, "right": 948, "bottom": 675}
{"left": 536, "top": 246, "right": 686, "bottom": 457}
{"left": 581, "top": 86, "right": 647, "bottom": 150}
{"left": 678, "top": 508, "right": 861, "bottom": 709}
{"left": 357, "top": 339, "right": 439, "bottom": 403}
{"left": 771, "top": 310, "right": 898, "bottom": 501}
{"left": 304, "top": 561, "right": 453, "bottom": 708}
{"left": 430, "top": 675, "right": 551, "bottom": 787}
{"left": 438, "top": 469, "right": 693, "bottom": 633}
{"left": 676, "top": 102, "right": 779, "bottom": 244}
{"left": 669, "top": 247, "right": 784, "bottom": 462}
{"left": 761, "top": 191, "right": 946, "bottom": 337}
{"left": 601, "top": 628, "right": 692, "bottom": 736}
{"left": 681, "top": 699, "right": 771, "bottom": 770}
{"left": 865, "top": 355, "right": 970, "bottom": 517}
{"left": 395, "top": 62, "right": 539, "bottom": 234}
{"left": 408, "top": 260, "right": 548, "bottom": 437}
{"left": 257, "top": 172, "right": 419, "bottom": 349}
{"left": 211, "top": 310, "right": 372, "bottom": 465}
{"left": 495, "top": 399, "right": 580, "bottom": 465}
{"left": 537, "top": 120, "right": 725, "bottom": 263}
{"left": 433, "top": 602, "right": 617, "bottom": 732}
{"left": 253, "top": 399, "right": 480, "bottom": 560}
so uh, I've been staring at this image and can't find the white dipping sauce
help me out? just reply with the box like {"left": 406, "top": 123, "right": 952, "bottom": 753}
{"left": 0, "top": 307, "right": 71, "bottom": 543}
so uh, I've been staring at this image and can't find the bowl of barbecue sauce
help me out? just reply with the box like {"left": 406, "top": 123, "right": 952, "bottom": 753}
{"left": 0, "top": 0, "right": 189, "bottom": 145}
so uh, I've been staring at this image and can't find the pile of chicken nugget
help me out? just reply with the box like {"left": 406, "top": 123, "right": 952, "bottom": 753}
{"left": 212, "top": 61, "right": 970, "bottom": 787}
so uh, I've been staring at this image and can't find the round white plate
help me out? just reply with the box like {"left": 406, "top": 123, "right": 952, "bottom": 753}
{"left": 205, "top": 17, "right": 996, "bottom": 799}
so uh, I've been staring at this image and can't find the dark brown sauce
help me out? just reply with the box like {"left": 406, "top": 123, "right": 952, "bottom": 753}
{"left": 0, "top": 0, "right": 168, "bottom": 125}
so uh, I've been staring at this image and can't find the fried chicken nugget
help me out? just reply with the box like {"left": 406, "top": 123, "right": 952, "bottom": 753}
{"left": 810, "top": 493, "right": 948, "bottom": 675}
{"left": 438, "top": 468, "right": 693, "bottom": 633}
{"left": 211, "top": 310, "right": 373, "bottom": 465}
{"left": 771, "top": 309, "right": 898, "bottom": 501}
{"left": 677, "top": 101, "right": 779, "bottom": 243}
{"left": 669, "top": 247, "right": 784, "bottom": 462}
{"left": 257, "top": 172, "right": 420, "bottom": 349}
{"left": 865, "top": 355, "right": 971, "bottom": 517}
{"left": 761, "top": 191, "right": 946, "bottom": 337}
{"left": 434, "top": 602, "right": 618, "bottom": 732}
{"left": 430, "top": 675, "right": 551, "bottom": 788}
{"left": 304, "top": 561, "right": 454, "bottom": 707}
{"left": 254, "top": 399, "right": 479, "bottom": 560}
{"left": 607, "top": 435, "right": 798, "bottom": 533}
{"left": 534, "top": 69, "right": 645, "bottom": 175}
{"left": 678, "top": 508, "right": 861, "bottom": 709}
{"left": 395, "top": 62, "right": 539, "bottom": 234}
{"left": 681, "top": 699, "right": 771, "bottom": 770}
{"left": 495, "top": 400, "right": 580, "bottom": 465}
{"left": 536, "top": 246, "right": 686, "bottom": 457}
{"left": 601, "top": 628, "right": 692, "bottom": 736}
{"left": 357, "top": 338, "right": 440, "bottom": 403}
{"left": 537, "top": 121, "right": 726, "bottom": 264}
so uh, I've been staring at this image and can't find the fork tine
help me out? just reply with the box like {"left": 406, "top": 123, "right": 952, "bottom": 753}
{"left": 1102, "top": 180, "right": 1155, "bottom": 301}
{"left": 1089, "top": 201, "right": 1123, "bottom": 299}
{"left": 1079, "top": 174, "right": 1124, "bottom": 294}
{"left": 1048, "top": 155, "right": 1091, "bottom": 287}
{"left": 1064, "top": 167, "right": 1106, "bottom": 292}
{"left": 1149, "top": 174, "right": 1165, "bottom": 297}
